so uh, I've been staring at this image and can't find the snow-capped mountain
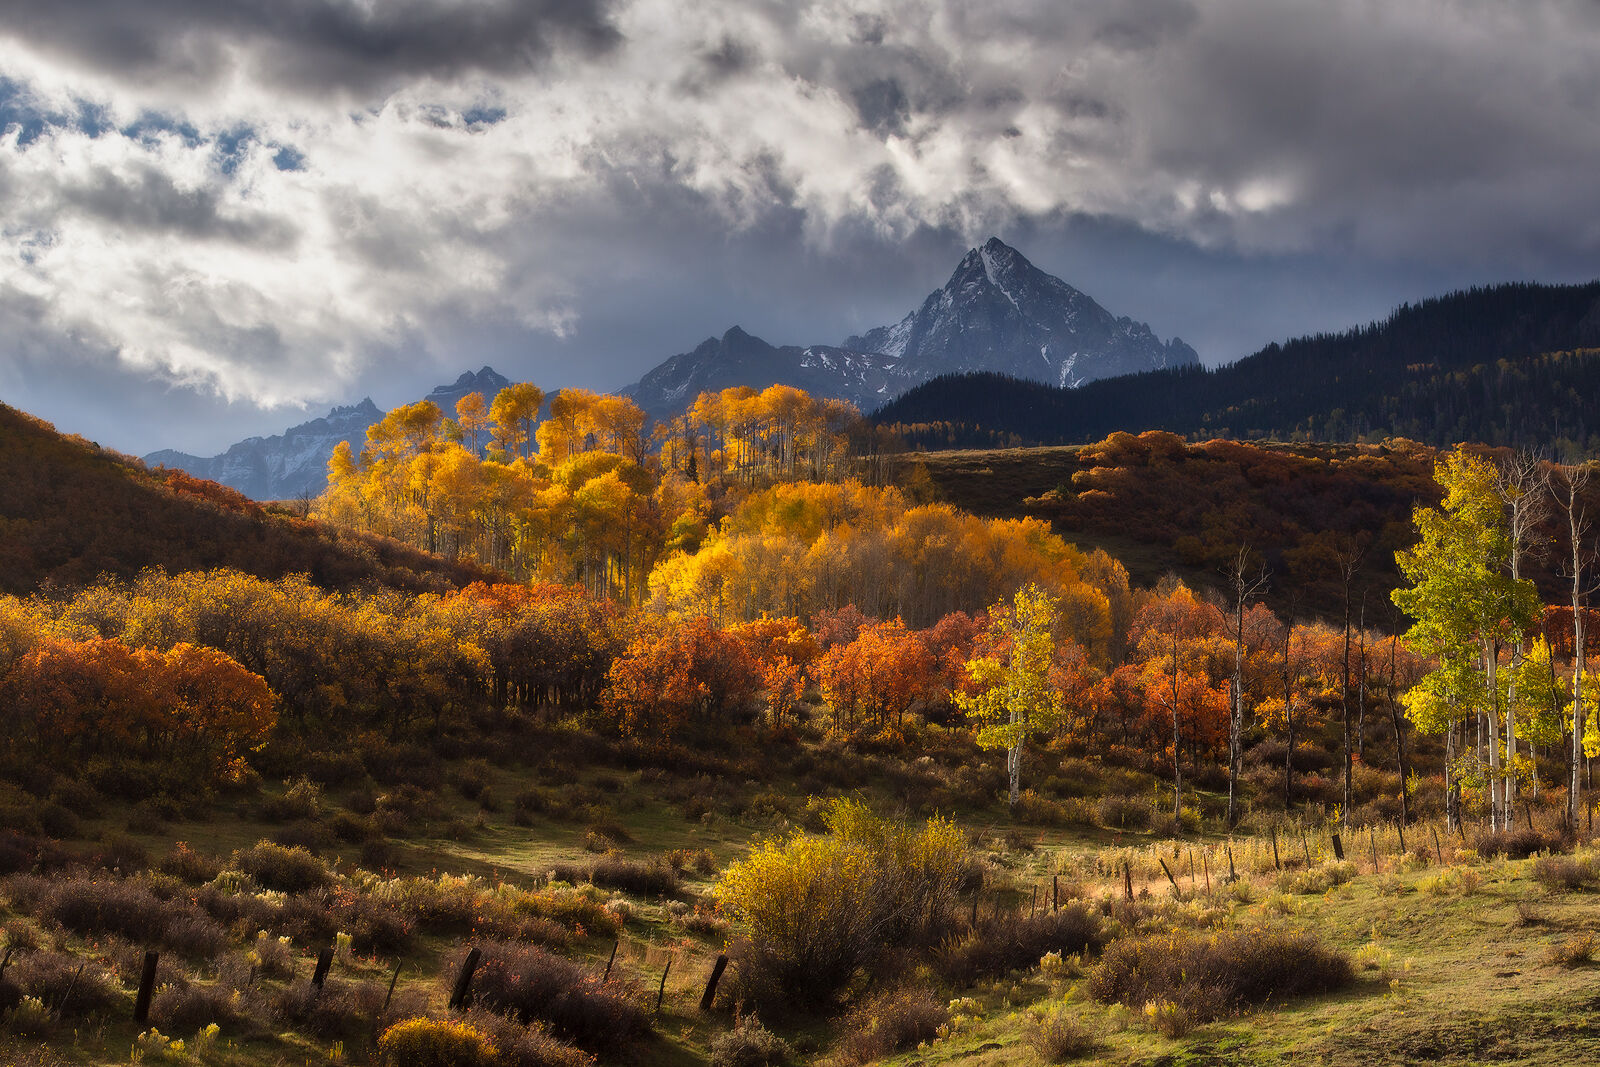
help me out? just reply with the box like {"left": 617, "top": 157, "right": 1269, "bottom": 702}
{"left": 144, "top": 366, "right": 511, "bottom": 501}
{"left": 844, "top": 237, "right": 1198, "bottom": 387}
{"left": 625, "top": 327, "right": 916, "bottom": 415}
{"left": 626, "top": 237, "right": 1196, "bottom": 415}
{"left": 145, "top": 399, "right": 385, "bottom": 502}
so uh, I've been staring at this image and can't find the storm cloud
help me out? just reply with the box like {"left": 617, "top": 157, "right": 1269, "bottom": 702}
{"left": 0, "top": 0, "right": 1596, "bottom": 454}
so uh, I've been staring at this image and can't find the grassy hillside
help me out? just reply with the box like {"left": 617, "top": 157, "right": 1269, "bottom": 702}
{"left": 3, "top": 729, "right": 1596, "bottom": 1066}
{"left": 0, "top": 403, "right": 496, "bottom": 595}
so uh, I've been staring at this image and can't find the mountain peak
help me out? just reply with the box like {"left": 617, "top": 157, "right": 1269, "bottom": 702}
{"left": 949, "top": 237, "right": 1031, "bottom": 292}
{"left": 844, "top": 238, "right": 1197, "bottom": 385}
{"left": 330, "top": 397, "right": 380, "bottom": 418}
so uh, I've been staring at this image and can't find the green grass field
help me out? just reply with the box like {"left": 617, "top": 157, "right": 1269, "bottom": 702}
{"left": 5, "top": 732, "right": 1598, "bottom": 1067}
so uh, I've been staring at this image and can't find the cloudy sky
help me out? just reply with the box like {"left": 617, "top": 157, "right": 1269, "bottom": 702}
{"left": 1, "top": 0, "right": 1598, "bottom": 456}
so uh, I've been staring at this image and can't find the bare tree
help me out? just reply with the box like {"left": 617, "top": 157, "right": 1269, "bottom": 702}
{"left": 1496, "top": 450, "right": 1550, "bottom": 826}
{"left": 1337, "top": 544, "right": 1364, "bottom": 830}
{"left": 1554, "top": 461, "right": 1596, "bottom": 824}
{"left": 1224, "top": 547, "right": 1269, "bottom": 828}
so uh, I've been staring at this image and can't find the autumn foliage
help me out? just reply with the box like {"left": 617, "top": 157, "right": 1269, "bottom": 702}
{"left": 0, "top": 634, "right": 274, "bottom": 791}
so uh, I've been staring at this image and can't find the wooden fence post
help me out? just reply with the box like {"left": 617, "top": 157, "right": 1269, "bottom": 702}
{"left": 448, "top": 948, "right": 482, "bottom": 1011}
{"left": 57, "top": 964, "right": 85, "bottom": 1016}
{"left": 382, "top": 960, "right": 403, "bottom": 1015}
{"left": 603, "top": 941, "right": 619, "bottom": 983}
{"left": 1123, "top": 860, "right": 1134, "bottom": 901}
{"left": 133, "top": 951, "right": 158, "bottom": 1025}
{"left": 699, "top": 954, "right": 729, "bottom": 1012}
{"left": 1330, "top": 832, "right": 1345, "bottom": 861}
{"left": 1270, "top": 827, "right": 1281, "bottom": 871}
{"left": 311, "top": 947, "right": 334, "bottom": 991}
{"left": 1158, "top": 858, "right": 1178, "bottom": 893}
{"left": 1052, "top": 874, "right": 1059, "bottom": 912}
{"left": 656, "top": 958, "right": 672, "bottom": 1014}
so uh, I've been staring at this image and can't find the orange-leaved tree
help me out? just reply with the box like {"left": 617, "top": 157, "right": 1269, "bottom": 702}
{"left": 816, "top": 618, "right": 934, "bottom": 741}
{"left": 601, "top": 618, "right": 761, "bottom": 742}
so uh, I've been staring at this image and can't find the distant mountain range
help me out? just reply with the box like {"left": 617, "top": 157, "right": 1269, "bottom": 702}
{"left": 145, "top": 367, "right": 509, "bottom": 501}
{"left": 625, "top": 237, "right": 1196, "bottom": 414}
{"left": 149, "top": 240, "right": 1193, "bottom": 498}
{"left": 874, "top": 281, "right": 1600, "bottom": 454}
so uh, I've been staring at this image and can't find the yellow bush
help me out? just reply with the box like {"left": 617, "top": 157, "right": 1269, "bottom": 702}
{"left": 716, "top": 798, "right": 967, "bottom": 1005}
{"left": 378, "top": 1017, "right": 499, "bottom": 1067}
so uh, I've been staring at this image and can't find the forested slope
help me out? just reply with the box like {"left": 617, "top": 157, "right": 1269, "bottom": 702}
{"left": 875, "top": 281, "right": 1600, "bottom": 451}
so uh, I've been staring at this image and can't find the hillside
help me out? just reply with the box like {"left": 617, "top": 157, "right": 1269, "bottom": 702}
{"left": 893, "top": 433, "right": 1600, "bottom": 620}
{"left": 0, "top": 403, "right": 496, "bottom": 595}
{"left": 875, "top": 282, "right": 1600, "bottom": 452}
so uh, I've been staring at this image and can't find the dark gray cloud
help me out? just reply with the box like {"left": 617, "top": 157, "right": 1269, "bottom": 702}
{"left": 2, "top": 0, "right": 1600, "bottom": 457}
{"left": 0, "top": 0, "right": 620, "bottom": 98}
{"left": 60, "top": 164, "right": 297, "bottom": 247}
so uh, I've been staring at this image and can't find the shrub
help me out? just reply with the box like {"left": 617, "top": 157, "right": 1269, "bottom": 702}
{"left": 584, "top": 818, "right": 633, "bottom": 845}
{"left": 10, "top": 951, "right": 124, "bottom": 1020}
{"left": 91, "top": 832, "right": 150, "bottom": 872}
{"left": 0, "top": 832, "right": 42, "bottom": 875}
{"left": 938, "top": 905, "right": 1105, "bottom": 983}
{"left": 232, "top": 840, "right": 332, "bottom": 893}
{"left": 1548, "top": 934, "right": 1597, "bottom": 968}
{"left": 18, "top": 873, "right": 224, "bottom": 957}
{"left": 513, "top": 888, "right": 621, "bottom": 938}
{"left": 1143, "top": 998, "right": 1194, "bottom": 1038}
{"left": 158, "top": 843, "right": 223, "bottom": 884}
{"left": 447, "top": 760, "right": 492, "bottom": 799}
{"left": 262, "top": 777, "right": 323, "bottom": 822}
{"left": 378, "top": 1017, "right": 499, "bottom": 1067}
{"left": 275, "top": 977, "right": 403, "bottom": 1042}
{"left": 150, "top": 981, "right": 259, "bottom": 1033}
{"left": 465, "top": 942, "right": 651, "bottom": 1055}
{"left": 249, "top": 932, "right": 297, "bottom": 980}
{"left": 1029, "top": 1008, "right": 1099, "bottom": 1061}
{"left": 1420, "top": 866, "right": 1483, "bottom": 897}
{"left": 461, "top": 1009, "right": 597, "bottom": 1067}
{"left": 327, "top": 811, "right": 381, "bottom": 844}
{"left": 716, "top": 800, "right": 967, "bottom": 1007}
{"left": 1275, "top": 861, "right": 1357, "bottom": 894}
{"left": 587, "top": 856, "right": 680, "bottom": 898}
{"left": 1096, "top": 794, "right": 1153, "bottom": 831}
{"left": 1475, "top": 827, "right": 1567, "bottom": 860}
{"left": 36, "top": 803, "right": 78, "bottom": 839}
{"left": 835, "top": 988, "right": 947, "bottom": 1065}
{"left": 8, "top": 994, "right": 52, "bottom": 1036}
{"left": 710, "top": 1014, "right": 792, "bottom": 1067}
{"left": 1089, "top": 927, "right": 1352, "bottom": 1021}
{"left": 1532, "top": 854, "right": 1600, "bottom": 891}
{"left": 665, "top": 848, "right": 718, "bottom": 877}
